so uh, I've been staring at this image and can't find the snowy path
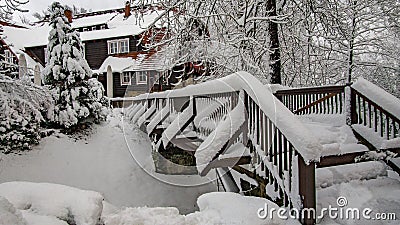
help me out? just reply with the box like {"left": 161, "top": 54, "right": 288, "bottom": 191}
{"left": 0, "top": 112, "right": 216, "bottom": 214}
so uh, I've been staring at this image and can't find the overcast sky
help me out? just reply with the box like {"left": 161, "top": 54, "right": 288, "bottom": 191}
{"left": 14, "top": 0, "right": 128, "bottom": 21}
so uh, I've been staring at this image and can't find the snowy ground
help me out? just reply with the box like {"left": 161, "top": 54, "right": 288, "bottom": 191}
{"left": 0, "top": 109, "right": 216, "bottom": 214}
{"left": 1, "top": 109, "right": 400, "bottom": 225}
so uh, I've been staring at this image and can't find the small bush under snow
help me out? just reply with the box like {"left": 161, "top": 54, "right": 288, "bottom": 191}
{"left": 0, "top": 75, "right": 54, "bottom": 153}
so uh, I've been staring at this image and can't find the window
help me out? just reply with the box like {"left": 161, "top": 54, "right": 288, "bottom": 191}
{"left": 4, "top": 50, "right": 13, "bottom": 64}
{"left": 107, "top": 38, "right": 129, "bottom": 55}
{"left": 136, "top": 71, "right": 147, "bottom": 84}
{"left": 120, "top": 72, "right": 132, "bottom": 85}
{"left": 120, "top": 39, "right": 129, "bottom": 53}
{"left": 92, "top": 26, "right": 97, "bottom": 31}
{"left": 100, "top": 24, "right": 107, "bottom": 30}
{"left": 83, "top": 27, "right": 90, "bottom": 32}
{"left": 108, "top": 41, "right": 118, "bottom": 54}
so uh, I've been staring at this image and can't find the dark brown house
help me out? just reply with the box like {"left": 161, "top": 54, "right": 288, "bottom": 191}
{"left": 23, "top": 3, "right": 168, "bottom": 97}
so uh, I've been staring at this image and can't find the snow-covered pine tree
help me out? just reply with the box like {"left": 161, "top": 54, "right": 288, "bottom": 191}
{"left": 43, "top": 2, "right": 106, "bottom": 129}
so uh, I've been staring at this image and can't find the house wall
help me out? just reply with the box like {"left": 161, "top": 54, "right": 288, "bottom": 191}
{"left": 25, "top": 46, "right": 46, "bottom": 66}
{"left": 111, "top": 71, "right": 159, "bottom": 97}
{"left": 112, "top": 72, "right": 128, "bottom": 97}
{"left": 85, "top": 36, "right": 142, "bottom": 70}
{"left": 25, "top": 35, "right": 143, "bottom": 70}
{"left": 85, "top": 40, "right": 108, "bottom": 70}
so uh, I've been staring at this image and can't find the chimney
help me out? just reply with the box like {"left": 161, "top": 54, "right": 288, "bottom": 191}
{"left": 64, "top": 9, "right": 73, "bottom": 23}
{"left": 124, "top": 1, "right": 131, "bottom": 18}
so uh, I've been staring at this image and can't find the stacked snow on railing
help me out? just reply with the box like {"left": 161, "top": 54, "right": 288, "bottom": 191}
{"left": 147, "top": 102, "right": 170, "bottom": 134}
{"left": 352, "top": 77, "right": 400, "bottom": 119}
{"left": 131, "top": 71, "right": 322, "bottom": 162}
{"left": 125, "top": 103, "right": 141, "bottom": 121}
{"left": 137, "top": 103, "right": 156, "bottom": 127}
{"left": 351, "top": 77, "right": 400, "bottom": 149}
{"left": 194, "top": 98, "right": 229, "bottom": 130}
{"left": 195, "top": 102, "right": 245, "bottom": 173}
{"left": 131, "top": 103, "right": 147, "bottom": 123}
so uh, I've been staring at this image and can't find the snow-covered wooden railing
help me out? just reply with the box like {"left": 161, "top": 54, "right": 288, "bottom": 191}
{"left": 274, "top": 85, "right": 345, "bottom": 115}
{"left": 124, "top": 73, "right": 400, "bottom": 225}
{"left": 349, "top": 78, "right": 400, "bottom": 151}
{"left": 127, "top": 72, "right": 321, "bottom": 224}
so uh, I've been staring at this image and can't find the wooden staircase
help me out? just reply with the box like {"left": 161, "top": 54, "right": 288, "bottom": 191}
{"left": 120, "top": 72, "right": 400, "bottom": 225}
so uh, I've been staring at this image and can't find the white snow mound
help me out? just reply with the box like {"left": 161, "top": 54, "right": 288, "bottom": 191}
{"left": 0, "top": 196, "right": 27, "bottom": 225}
{"left": 0, "top": 182, "right": 104, "bottom": 225}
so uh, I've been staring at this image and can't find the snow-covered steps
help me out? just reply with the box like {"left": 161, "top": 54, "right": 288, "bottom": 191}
{"left": 316, "top": 161, "right": 387, "bottom": 188}
{"left": 298, "top": 114, "right": 369, "bottom": 157}
{"left": 215, "top": 167, "right": 241, "bottom": 192}
{"left": 317, "top": 176, "right": 400, "bottom": 224}
{"left": 195, "top": 103, "right": 247, "bottom": 176}
{"left": 146, "top": 103, "right": 170, "bottom": 134}
{"left": 352, "top": 124, "right": 400, "bottom": 151}
{"left": 161, "top": 100, "right": 196, "bottom": 148}
{"left": 199, "top": 144, "right": 251, "bottom": 176}
{"left": 130, "top": 103, "right": 147, "bottom": 124}
{"left": 169, "top": 137, "right": 202, "bottom": 152}
{"left": 137, "top": 103, "right": 157, "bottom": 130}
{"left": 125, "top": 103, "right": 141, "bottom": 121}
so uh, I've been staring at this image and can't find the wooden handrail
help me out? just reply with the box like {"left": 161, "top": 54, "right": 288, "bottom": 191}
{"left": 350, "top": 87, "right": 400, "bottom": 141}
{"left": 274, "top": 85, "right": 345, "bottom": 115}
{"left": 352, "top": 88, "right": 400, "bottom": 125}
{"left": 294, "top": 92, "right": 338, "bottom": 114}
{"left": 274, "top": 85, "right": 345, "bottom": 96}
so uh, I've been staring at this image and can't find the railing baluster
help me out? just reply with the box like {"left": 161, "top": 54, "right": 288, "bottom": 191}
{"left": 260, "top": 108, "right": 264, "bottom": 148}
{"left": 386, "top": 116, "right": 390, "bottom": 140}
{"left": 278, "top": 131, "right": 283, "bottom": 179}
{"left": 357, "top": 95, "right": 362, "bottom": 123}
{"left": 256, "top": 104, "right": 260, "bottom": 144}
{"left": 273, "top": 126, "right": 278, "bottom": 191}
{"left": 380, "top": 111, "right": 384, "bottom": 137}
{"left": 368, "top": 103, "right": 372, "bottom": 128}
{"left": 288, "top": 143, "right": 293, "bottom": 192}
{"left": 374, "top": 107, "right": 378, "bottom": 132}
{"left": 363, "top": 98, "right": 367, "bottom": 126}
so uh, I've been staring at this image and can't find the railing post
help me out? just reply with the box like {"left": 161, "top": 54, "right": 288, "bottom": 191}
{"left": 298, "top": 156, "right": 316, "bottom": 225}
{"left": 350, "top": 87, "right": 358, "bottom": 125}
{"left": 242, "top": 90, "right": 249, "bottom": 145}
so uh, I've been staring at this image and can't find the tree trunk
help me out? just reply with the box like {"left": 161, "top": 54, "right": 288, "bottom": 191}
{"left": 347, "top": 1, "right": 357, "bottom": 84}
{"left": 267, "top": 0, "right": 282, "bottom": 84}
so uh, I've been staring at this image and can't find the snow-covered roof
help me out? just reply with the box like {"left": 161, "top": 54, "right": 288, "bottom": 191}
{"left": 2, "top": 25, "right": 44, "bottom": 71}
{"left": 22, "top": 9, "right": 163, "bottom": 47}
{"left": 71, "top": 12, "right": 118, "bottom": 29}
{"left": 98, "top": 57, "right": 135, "bottom": 73}
{"left": 98, "top": 50, "right": 170, "bottom": 73}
